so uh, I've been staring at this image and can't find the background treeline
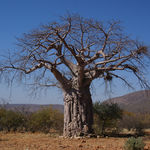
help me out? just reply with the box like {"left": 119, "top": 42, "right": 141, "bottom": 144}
{"left": 0, "top": 107, "right": 63, "bottom": 134}
{"left": 1, "top": 102, "right": 150, "bottom": 136}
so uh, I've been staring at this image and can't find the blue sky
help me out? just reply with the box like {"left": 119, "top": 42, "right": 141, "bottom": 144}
{"left": 0, "top": 0, "right": 150, "bottom": 104}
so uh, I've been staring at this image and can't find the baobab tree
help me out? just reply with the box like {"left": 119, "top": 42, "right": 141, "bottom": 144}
{"left": 0, "top": 14, "right": 149, "bottom": 137}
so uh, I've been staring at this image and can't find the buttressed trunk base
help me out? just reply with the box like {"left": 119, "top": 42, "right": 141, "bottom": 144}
{"left": 63, "top": 87, "right": 93, "bottom": 137}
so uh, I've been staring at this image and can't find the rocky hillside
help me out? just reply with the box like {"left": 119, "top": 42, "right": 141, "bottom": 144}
{"left": 105, "top": 90, "right": 150, "bottom": 113}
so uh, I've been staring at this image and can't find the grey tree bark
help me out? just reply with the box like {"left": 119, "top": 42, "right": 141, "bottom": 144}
{"left": 63, "top": 85, "right": 93, "bottom": 137}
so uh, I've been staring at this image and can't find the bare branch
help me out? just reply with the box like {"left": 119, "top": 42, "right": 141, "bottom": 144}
{"left": 1, "top": 62, "right": 44, "bottom": 74}
{"left": 0, "top": 14, "right": 149, "bottom": 94}
{"left": 26, "top": 82, "right": 61, "bottom": 88}
{"left": 95, "top": 54, "right": 132, "bottom": 67}
{"left": 53, "top": 28, "right": 84, "bottom": 64}
{"left": 109, "top": 72, "right": 134, "bottom": 89}
{"left": 51, "top": 67, "right": 71, "bottom": 91}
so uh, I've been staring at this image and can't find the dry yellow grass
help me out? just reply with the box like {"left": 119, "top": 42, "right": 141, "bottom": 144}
{"left": 0, "top": 133, "right": 150, "bottom": 150}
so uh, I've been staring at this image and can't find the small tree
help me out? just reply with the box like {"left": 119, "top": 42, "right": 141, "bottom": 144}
{"left": 0, "top": 14, "right": 149, "bottom": 137}
{"left": 93, "top": 102, "right": 123, "bottom": 135}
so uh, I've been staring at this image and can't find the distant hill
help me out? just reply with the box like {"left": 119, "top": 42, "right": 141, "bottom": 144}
{"left": 0, "top": 90, "right": 150, "bottom": 114}
{"left": 0, "top": 104, "right": 64, "bottom": 113}
{"left": 105, "top": 90, "right": 150, "bottom": 113}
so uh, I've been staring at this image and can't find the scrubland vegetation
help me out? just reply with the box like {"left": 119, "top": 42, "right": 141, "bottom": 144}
{"left": 1, "top": 103, "right": 150, "bottom": 136}
{"left": 93, "top": 102, "right": 150, "bottom": 137}
{"left": 0, "top": 107, "right": 63, "bottom": 134}
{"left": 1, "top": 103, "right": 150, "bottom": 150}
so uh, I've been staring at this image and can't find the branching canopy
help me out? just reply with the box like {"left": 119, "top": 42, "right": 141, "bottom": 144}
{"left": 0, "top": 14, "right": 150, "bottom": 92}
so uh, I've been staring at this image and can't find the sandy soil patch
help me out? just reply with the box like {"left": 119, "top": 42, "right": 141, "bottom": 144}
{"left": 0, "top": 133, "right": 150, "bottom": 150}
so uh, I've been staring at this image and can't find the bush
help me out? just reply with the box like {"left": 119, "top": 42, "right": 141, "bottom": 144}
{"left": 49, "top": 108, "right": 64, "bottom": 133}
{"left": 0, "top": 107, "right": 64, "bottom": 134}
{"left": 93, "top": 102, "right": 123, "bottom": 135}
{"left": 28, "top": 107, "right": 63, "bottom": 134}
{"left": 28, "top": 108, "right": 52, "bottom": 133}
{"left": 124, "top": 137, "right": 145, "bottom": 150}
{"left": 119, "top": 112, "right": 150, "bottom": 136}
{"left": 0, "top": 108, "right": 26, "bottom": 132}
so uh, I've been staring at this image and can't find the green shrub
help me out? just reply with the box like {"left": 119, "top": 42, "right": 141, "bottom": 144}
{"left": 28, "top": 108, "right": 53, "bottom": 133}
{"left": 93, "top": 102, "right": 123, "bottom": 135}
{"left": 49, "top": 108, "right": 64, "bottom": 133}
{"left": 28, "top": 107, "right": 63, "bottom": 133}
{"left": 0, "top": 107, "right": 64, "bottom": 134}
{"left": 0, "top": 108, "right": 26, "bottom": 132}
{"left": 124, "top": 137, "right": 145, "bottom": 150}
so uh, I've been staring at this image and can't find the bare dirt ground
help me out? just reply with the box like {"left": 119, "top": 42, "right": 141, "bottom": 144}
{"left": 0, "top": 133, "right": 150, "bottom": 150}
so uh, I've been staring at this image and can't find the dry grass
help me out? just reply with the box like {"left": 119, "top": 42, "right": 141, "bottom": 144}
{"left": 0, "top": 133, "right": 150, "bottom": 150}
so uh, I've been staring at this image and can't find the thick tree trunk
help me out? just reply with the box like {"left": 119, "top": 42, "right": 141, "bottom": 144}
{"left": 63, "top": 86, "right": 93, "bottom": 137}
